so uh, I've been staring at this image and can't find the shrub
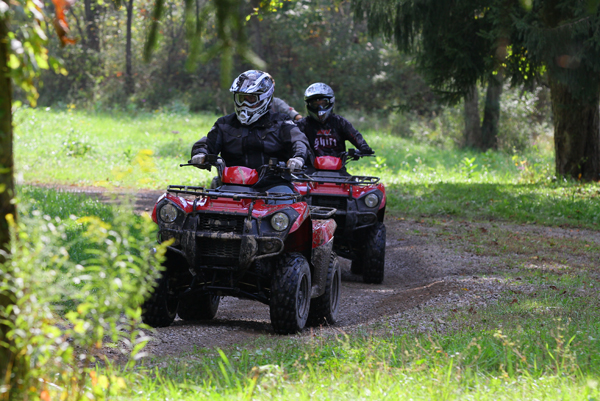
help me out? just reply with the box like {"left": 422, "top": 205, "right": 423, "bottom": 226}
{"left": 0, "top": 197, "right": 166, "bottom": 400}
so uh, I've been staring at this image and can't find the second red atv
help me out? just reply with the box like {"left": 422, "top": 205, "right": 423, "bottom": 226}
{"left": 143, "top": 155, "right": 341, "bottom": 334}
{"left": 293, "top": 149, "right": 386, "bottom": 284}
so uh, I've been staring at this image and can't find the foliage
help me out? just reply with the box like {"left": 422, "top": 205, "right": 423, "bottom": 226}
{"left": 351, "top": 0, "right": 502, "bottom": 104}
{"left": 34, "top": 0, "right": 440, "bottom": 119}
{"left": 352, "top": 0, "right": 600, "bottom": 180}
{"left": 3, "top": 0, "right": 74, "bottom": 105}
{"left": 0, "top": 190, "right": 165, "bottom": 400}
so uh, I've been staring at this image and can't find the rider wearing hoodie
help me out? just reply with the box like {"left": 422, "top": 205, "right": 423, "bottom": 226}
{"left": 296, "top": 83, "right": 373, "bottom": 158}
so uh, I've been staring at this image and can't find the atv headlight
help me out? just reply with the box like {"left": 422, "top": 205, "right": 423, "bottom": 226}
{"left": 271, "top": 212, "right": 290, "bottom": 232}
{"left": 159, "top": 203, "right": 178, "bottom": 223}
{"left": 364, "top": 193, "right": 379, "bottom": 208}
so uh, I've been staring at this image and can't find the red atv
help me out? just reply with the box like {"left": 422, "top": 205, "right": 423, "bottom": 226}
{"left": 293, "top": 149, "right": 386, "bottom": 284}
{"left": 143, "top": 155, "right": 341, "bottom": 334}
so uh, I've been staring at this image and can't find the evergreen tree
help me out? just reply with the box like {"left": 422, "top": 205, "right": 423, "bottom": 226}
{"left": 353, "top": 0, "right": 600, "bottom": 180}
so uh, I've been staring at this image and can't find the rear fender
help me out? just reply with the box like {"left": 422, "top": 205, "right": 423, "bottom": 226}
{"left": 310, "top": 237, "right": 333, "bottom": 298}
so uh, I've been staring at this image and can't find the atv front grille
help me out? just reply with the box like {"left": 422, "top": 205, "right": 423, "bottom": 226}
{"left": 198, "top": 238, "right": 241, "bottom": 267}
{"left": 197, "top": 213, "right": 246, "bottom": 234}
{"left": 312, "top": 196, "right": 347, "bottom": 210}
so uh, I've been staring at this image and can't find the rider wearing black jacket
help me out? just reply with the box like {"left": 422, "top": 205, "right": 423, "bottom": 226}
{"left": 191, "top": 71, "right": 310, "bottom": 171}
{"left": 296, "top": 83, "right": 373, "bottom": 157}
{"left": 192, "top": 111, "right": 308, "bottom": 170}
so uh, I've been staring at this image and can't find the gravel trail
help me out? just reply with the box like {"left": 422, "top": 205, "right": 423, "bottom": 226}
{"left": 45, "top": 185, "right": 599, "bottom": 357}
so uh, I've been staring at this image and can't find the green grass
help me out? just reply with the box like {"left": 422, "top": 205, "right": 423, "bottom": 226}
{"left": 112, "top": 223, "right": 600, "bottom": 400}
{"left": 115, "top": 285, "right": 600, "bottom": 400}
{"left": 13, "top": 108, "right": 600, "bottom": 400}
{"left": 15, "top": 108, "right": 600, "bottom": 229}
{"left": 14, "top": 107, "right": 217, "bottom": 188}
{"left": 16, "top": 185, "right": 152, "bottom": 267}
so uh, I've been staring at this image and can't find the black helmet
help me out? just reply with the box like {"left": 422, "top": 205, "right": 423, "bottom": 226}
{"left": 230, "top": 70, "right": 275, "bottom": 125}
{"left": 304, "top": 83, "right": 335, "bottom": 123}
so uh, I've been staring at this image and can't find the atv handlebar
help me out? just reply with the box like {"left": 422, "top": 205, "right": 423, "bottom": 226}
{"left": 347, "top": 148, "right": 375, "bottom": 161}
{"left": 182, "top": 155, "right": 305, "bottom": 182}
{"left": 182, "top": 154, "right": 226, "bottom": 175}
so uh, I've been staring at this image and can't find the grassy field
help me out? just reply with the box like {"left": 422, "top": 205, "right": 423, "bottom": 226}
{"left": 12, "top": 109, "right": 600, "bottom": 400}
{"left": 14, "top": 108, "right": 600, "bottom": 229}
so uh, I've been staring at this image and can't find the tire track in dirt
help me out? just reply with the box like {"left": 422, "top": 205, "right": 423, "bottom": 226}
{"left": 39, "top": 185, "right": 483, "bottom": 355}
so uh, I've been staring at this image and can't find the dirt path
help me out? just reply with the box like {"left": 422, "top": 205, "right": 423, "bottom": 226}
{"left": 46, "top": 185, "right": 598, "bottom": 357}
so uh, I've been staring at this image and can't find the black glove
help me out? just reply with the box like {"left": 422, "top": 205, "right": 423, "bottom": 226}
{"left": 360, "top": 145, "right": 374, "bottom": 155}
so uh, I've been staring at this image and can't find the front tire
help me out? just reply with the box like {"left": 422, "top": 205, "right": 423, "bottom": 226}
{"left": 354, "top": 222, "right": 386, "bottom": 284}
{"left": 177, "top": 291, "right": 220, "bottom": 321}
{"left": 308, "top": 252, "right": 341, "bottom": 326}
{"left": 141, "top": 271, "right": 179, "bottom": 328}
{"left": 270, "top": 253, "right": 311, "bottom": 334}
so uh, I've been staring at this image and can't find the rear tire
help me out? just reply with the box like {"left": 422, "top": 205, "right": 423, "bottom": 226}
{"left": 353, "top": 223, "right": 386, "bottom": 284}
{"left": 350, "top": 258, "right": 362, "bottom": 275}
{"left": 270, "top": 253, "right": 311, "bottom": 334}
{"left": 142, "top": 271, "right": 178, "bottom": 328}
{"left": 307, "top": 252, "right": 341, "bottom": 326}
{"left": 177, "top": 291, "right": 220, "bottom": 321}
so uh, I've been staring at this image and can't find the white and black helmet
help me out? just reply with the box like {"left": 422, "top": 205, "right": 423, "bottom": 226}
{"left": 304, "top": 83, "right": 335, "bottom": 123}
{"left": 230, "top": 70, "right": 275, "bottom": 125}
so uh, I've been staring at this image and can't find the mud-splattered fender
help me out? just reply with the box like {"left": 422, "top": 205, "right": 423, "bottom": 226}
{"left": 310, "top": 236, "right": 334, "bottom": 298}
{"left": 312, "top": 219, "right": 337, "bottom": 249}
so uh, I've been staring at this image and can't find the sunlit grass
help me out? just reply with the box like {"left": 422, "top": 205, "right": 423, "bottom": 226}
{"left": 14, "top": 107, "right": 217, "bottom": 188}
{"left": 116, "top": 284, "right": 600, "bottom": 400}
{"left": 17, "top": 120, "right": 600, "bottom": 401}
{"left": 110, "top": 234, "right": 600, "bottom": 400}
{"left": 15, "top": 108, "right": 600, "bottom": 228}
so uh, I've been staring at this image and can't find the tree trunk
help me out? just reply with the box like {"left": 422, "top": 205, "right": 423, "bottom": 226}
{"left": 549, "top": 75, "right": 600, "bottom": 181}
{"left": 481, "top": 73, "right": 503, "bottom": 150}
{"left": 463, "top": 85, "right": 481, "bottom": 148}
{"left": 0, "top": 14, "right": 17, "bottom": 392}
{"left": 125, "top": 0, "right": 134, "bottom": 95}
{"left": 84, "top": 0, "right": 100, "bottom": 51}
{"left": 250, "top": 0, "right": 263, "bottom": 60}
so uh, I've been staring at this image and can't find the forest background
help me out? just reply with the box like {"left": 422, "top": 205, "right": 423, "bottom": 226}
{"left": 3, "top": 0, "right": 600, "bottom": 400}
{"left": 29, "top": 0, "right": 551, "bottom": 152}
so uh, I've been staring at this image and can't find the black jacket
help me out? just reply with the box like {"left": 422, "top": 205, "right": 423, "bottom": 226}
{"left": 296, "top": 115, "right": 370, "bottom": 157}
{"left": 191, "top": 111, "right": 310, "bottom": 170}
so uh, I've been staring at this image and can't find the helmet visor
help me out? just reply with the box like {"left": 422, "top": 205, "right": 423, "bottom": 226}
{"left": 234, "top": 93, "right": 260, "bottom": 106}
{"left": 307, "top": 97, "right": 332, "bottom": 108}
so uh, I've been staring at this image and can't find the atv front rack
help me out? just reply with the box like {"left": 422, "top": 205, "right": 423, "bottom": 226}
{"left": 167, "top": 185, "right": 303, "bottom": 202}
{"left": 293, "top": 173, "right": 380, "bottom": 185}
